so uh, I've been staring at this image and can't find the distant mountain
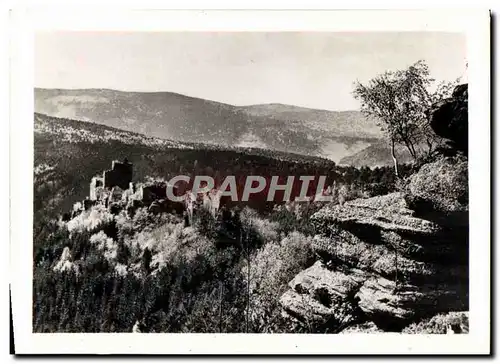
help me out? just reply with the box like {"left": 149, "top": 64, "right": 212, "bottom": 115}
{"left": 35, "top": 88, "right": 383, "bottom": 163}
{"left": 339, "top": 141, "right": 414, "bottom": 168}
{"left": 238, "top": 103, "right": 381, "bottom": 139}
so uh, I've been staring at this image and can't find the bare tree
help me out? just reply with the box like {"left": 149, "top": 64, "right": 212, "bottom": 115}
{"left": 353, "top": 60, "right": 459, "bottom": 176}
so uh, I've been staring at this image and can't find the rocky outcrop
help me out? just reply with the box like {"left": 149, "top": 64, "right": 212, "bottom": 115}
{"left": 280, "top": 191, "right": 468, "bottom": 332}
{"left": 428, "top": 84, "right": 468, "bottom": 155}
{"left": 313, "top": 193, "right": 439, "bottom": 232}
{"left": 312, "top": 192, "right": 467, "bottom": 265}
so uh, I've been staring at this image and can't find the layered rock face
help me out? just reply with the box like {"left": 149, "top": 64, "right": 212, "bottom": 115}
{"left": 279, "top": 190, "right": 468, "bottom": 332}
{"left": 279, "top": 83, "right": 469, "bottom": 333}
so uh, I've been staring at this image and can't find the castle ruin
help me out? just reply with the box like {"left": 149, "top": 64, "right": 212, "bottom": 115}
{"left": 90, "top": 159, "right": 133, "bottom": 202}
{"left": 81, "top": 158, "right": 218, "bottom": 223}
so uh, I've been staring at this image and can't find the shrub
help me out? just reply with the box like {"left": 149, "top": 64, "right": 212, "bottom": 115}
{"left": 89, "top": 231, "right": 118, "bottom": 263}
{"left": 115, "top": 207, "right": 180, "bottom": 241}
{"left": 125, "top": 221, "right": 214, "bottom": 273}
{"left": 244, "top": 232, "right": 315, "bottom": 332}
{"left": 240, "top": 207, "right": 280, "bottom": 248}
{"left": 66, "top": 205, "right": 114, "bottom": 233}
{"left": 269, "top": 204, "right": 320, "bottom": 236}
{"left": 402, "top": 311, "right": 469, "bottom": 334}
{"left": 193, "top": 206, "right": 218, "bottom": 239}
{"left": 114, "top": 263, "right": 128, "bottom": 277}
{"left": 336, "top": 183, "right": 368, "bottom": 205}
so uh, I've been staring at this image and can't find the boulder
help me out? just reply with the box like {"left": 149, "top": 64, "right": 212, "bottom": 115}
{"left": 355, "top": 276, "right": 414, "bottom": 325}
{"left": 428, "top": 83, "right": 468, "bottom": 155}
{"left": 355, "top": 276, "right": 468, "bottom": 330}
{"left": 279, "top": 261, "right": 366, "bottom": 332}
{"left": 344, "top": 192, "right": 415, "bottom": 216}
{"left": 405, "top": 156, "right": 468, "bottom": 214}
{"left": 289, "top": 261, "right": 368, "bottom": 296}
{"left": 311, "top": 231, "right": 366, "bottom": 264}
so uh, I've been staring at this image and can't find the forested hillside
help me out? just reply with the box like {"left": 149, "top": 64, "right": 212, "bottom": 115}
{"left": 33, "top": 112, "right": 409, "bottom": 333}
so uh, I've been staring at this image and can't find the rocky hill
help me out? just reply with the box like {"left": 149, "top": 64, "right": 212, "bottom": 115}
{"left": 280, "top": 182, "right": 468, "bottom": 332}
{"left": 278, "top": 85, "right": 469, "bottom": 333}
{"left": 35, "top": 88, "right": 383, "bottom": 163}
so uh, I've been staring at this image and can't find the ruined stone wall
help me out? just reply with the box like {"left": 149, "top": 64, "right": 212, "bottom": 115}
{"left": 140, "top": 183, "right": 167, "bottom": 205}
{"left": 90, "top": 177, "right": 103, "bottom": 201}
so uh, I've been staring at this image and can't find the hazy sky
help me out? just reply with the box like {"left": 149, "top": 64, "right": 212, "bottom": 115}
{"left": 35, "top": 32, "right": 466, "bottom": 111}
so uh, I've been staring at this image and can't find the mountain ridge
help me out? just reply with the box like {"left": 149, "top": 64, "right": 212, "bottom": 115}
{"left": 35, "top": 88, "right": 354, "bottom": 112}
{"left": 35, "top": 87, "right": 385, "bottom": 164}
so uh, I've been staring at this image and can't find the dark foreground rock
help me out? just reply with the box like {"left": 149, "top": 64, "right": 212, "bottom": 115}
{"left": 428, "top": 83, "right": 468, "bottom": 155}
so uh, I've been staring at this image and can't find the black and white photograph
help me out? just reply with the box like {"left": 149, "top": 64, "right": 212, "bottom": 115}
{"left": 9, "top": 8, "right": 491, "bottom": 355}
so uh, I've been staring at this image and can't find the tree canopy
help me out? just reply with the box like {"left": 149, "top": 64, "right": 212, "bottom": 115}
{"left": 352, "top": 60, "right": 458, "bottom": 174}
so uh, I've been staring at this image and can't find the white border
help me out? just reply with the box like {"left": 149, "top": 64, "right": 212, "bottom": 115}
{"left": 9, "top": 8, "right": 491, "bottom": 355}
